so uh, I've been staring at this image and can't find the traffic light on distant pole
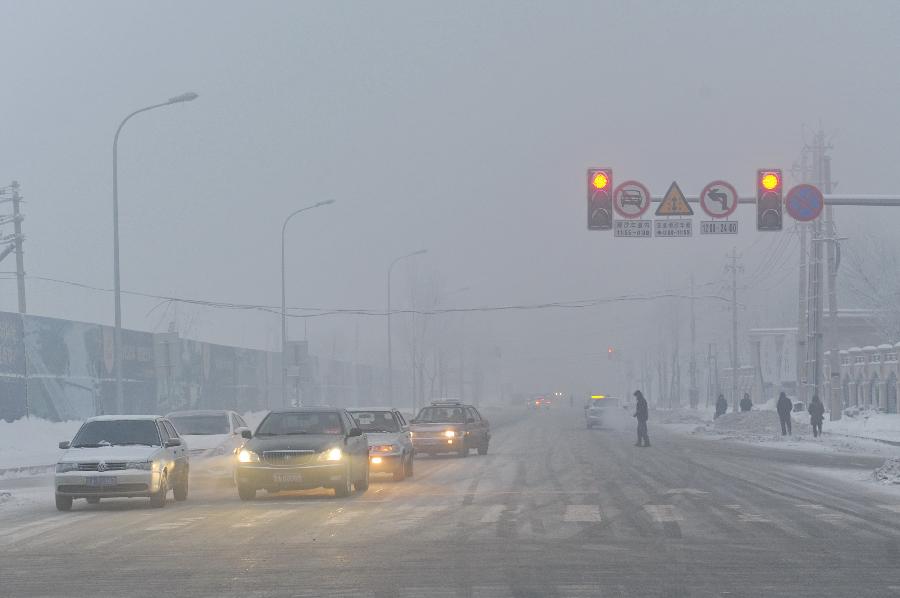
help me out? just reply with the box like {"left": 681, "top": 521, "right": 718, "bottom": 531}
{"left": 587, "top": 168, "right": 613, "bottom": 230}
{"left": 756, "top": 169, "right": 783, "bottom": 231}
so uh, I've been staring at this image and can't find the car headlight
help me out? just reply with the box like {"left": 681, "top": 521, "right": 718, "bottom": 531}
{"left": 126, "top": 461, "right": 154, "bottom": 471}
{"left": 443, "top": 430, "right": 456, "bottom": 438}
{"left": 371, "top": 444, "right": 397, "bottom": 453}
{"left": 238, "top": 449, "right": 260, "bottom": 463}
{"left": 318, "top": 447, "right": 343, "bottom": 462}
{"left": 56, "top": 462, "right": 78, "bottom": 473}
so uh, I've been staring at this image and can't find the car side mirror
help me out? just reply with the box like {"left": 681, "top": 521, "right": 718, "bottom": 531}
{"left": 241, "top": 429, "right": 253, "bottom": 439}
{"left": 235, "top": 426, "right": 250, "bottom": 436}
{"left": 165, "top": 438, "right": 182, "bottom": 448}
{"left": 348, "top": 427, "right": 363, "bottom": 438}
{"left": 59, "top": 441, "right": 70, "bottom": 450}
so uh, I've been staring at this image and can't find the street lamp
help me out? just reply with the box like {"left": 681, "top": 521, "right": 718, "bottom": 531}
{"left": 387, "top": 249, "right": 427, "bottom": 407}
{"left": 281, "top": 200, "right": 335, "bottom": 406}
{"left": 112, "top": 91, "right": 198, "bottom": 413}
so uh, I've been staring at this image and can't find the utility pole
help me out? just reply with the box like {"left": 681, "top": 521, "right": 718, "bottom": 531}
{"left": 11, "top": 182, "right": 26, "bottom": 313}
{"left": 726, "top": 248, "right": 741, "bottom": 412}
{"left": 689, "top": 275, "right": 698, "bottom": 409}
{"left": 822, "top": 134, "right": 843, "bottom": 421}
{"left": 792, "top": 149, "right": 811, "bottom": 406}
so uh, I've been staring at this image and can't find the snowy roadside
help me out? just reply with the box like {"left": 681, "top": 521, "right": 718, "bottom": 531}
{"left": 656, "top": 406, "right": 900, "bottom": 486}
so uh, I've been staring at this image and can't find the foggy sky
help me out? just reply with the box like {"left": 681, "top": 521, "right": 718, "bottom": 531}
{"left": 2, "top": 0, "right": 900, "bottom": 395}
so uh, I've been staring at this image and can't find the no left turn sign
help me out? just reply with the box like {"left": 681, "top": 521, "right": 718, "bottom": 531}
{"left": 699, "top": 180, "right": 739, "bottom": 219}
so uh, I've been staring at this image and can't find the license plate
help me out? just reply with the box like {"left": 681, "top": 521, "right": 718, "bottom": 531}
{"left": 274, "top": 473, "right": 303, "bottom": 484}
{"left": 85, "top": 476, "right": 117, "bottom": 487}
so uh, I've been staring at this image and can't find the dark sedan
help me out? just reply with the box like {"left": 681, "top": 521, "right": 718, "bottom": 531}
{"left": 235, "top": 408, "right": 369, "bottom": 499}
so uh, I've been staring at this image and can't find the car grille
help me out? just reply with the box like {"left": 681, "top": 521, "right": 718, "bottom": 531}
{"left": 77, "top": 462, "right": 127, "bottom": 471}
{"left": 58, "top": 483, "right": 148, "bottom": 494}
{"left": 262, "top": 450, "right": 317, "bottom": 467}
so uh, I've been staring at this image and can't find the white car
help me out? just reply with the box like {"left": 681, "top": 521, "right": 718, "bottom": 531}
{"left": 55, "top": 415, "right": 189, "bottom": 511}
{"left": 166, "top": 410, "right": 250, "bottom": 480}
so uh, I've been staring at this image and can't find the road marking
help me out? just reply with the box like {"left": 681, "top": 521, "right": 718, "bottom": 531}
{"left": 879, "top": 505, "right": 900, "bottom": 514}
{"left": 664, "top": 488, "right": 709, "bottom": 496}
{"left": 471, "top": 585, "right": 515, "bottom": 597}
{"left": 737, "top": 513, "right": 772, "bottom": 523}
{"left": 558, "top": 585, "right": 604, "bottom": 597}
{"left": 231, "top": 509, "right": 290, "bottom": 528}
{"left": 399, "top": 588, "right": 457, "bottom": 598}
{"left": 795, "top": 503, "right": 826, "bottom": 509}
{"left": 564, "top": 504, "right": 602, "bottom": 523}
{"left": 480, "top": 504, "right": 507, "bottom": 523}
{"left": 644, "top": 505, "right": 682, "bottom": 522}
{"left": 324, "top": 507, "right": 360, "bottom": 526}
{"left": 0, "top": 514, "right": 99, "bottom": 545}
{"left": 815, "top": 513, "right": 847, "bottom": 523}
{"left": 145, "top": 516, "right": 205, "bottom": 531}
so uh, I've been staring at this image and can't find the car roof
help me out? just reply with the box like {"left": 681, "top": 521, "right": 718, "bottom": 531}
{"left": 86, "top": 415, "right": 161, "bottom": 422}
{"left": 165, "top": 410, "right": 234, "bottom": 417}
{"left": 347, "top": 407, "right": 398, "bottom": 412}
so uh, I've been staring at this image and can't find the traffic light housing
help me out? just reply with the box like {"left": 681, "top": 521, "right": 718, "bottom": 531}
{"left": 587, "top": 168, "right": 613, "bottom": 230}
{"left": 756, "top": 169, "right": 783, "bottom": 231}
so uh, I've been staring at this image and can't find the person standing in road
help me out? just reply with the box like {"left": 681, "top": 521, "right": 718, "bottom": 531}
{"left": 808, "top": 394, "right": 825, "bottom": 438}
{"left": 633, "top": 390, "right": 650, "bottom": 447}
{"left": 740, "top": 392, "right": 753, "bottom": 412}
{"left": 776, "top": 391, "right": 793, "bottom": 436}
{"left": 714, "top": 394, "right": 728, "bottom": 419}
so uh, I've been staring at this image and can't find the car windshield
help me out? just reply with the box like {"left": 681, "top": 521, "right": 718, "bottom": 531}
{"left": 169, "top": 415, "right": 229, "bottom": 435}
{"left": 350, "top": 411, "right": 400, "bottom": 433}
{"left": 415, "top": 406, "right": 466, "bottom": 423}
{"left": 256, "top": 412, "right": 343, "bottom": 436}
{"left": 71, "top": 420, "right": 160, "bottom": 448}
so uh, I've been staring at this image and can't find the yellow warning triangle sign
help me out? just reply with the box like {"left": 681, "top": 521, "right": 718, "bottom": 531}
{"left": 655, "top": 181, "right": 693, "bottom": 216}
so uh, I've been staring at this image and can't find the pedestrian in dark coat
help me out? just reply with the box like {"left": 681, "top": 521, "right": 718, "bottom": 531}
{"left": 776, "top": 392, "right": 793, "bottom": 436}
{"left": 633, "top": 390, "right": 650, "bottom": 447}
{"left": 808, "top": 394, "right": 825, "bottom": 438}
{"left": 714, "top": 394, "right": 728, "bottom": 419}
{"left": 740, "top": 392, "right": 753, "bottom": 412}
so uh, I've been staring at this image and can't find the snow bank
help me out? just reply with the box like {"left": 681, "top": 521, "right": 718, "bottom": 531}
{"left": 829, "top": 410, "right": 900, "bottom": 443}
{"left": 0, "top": 417, "right": 82, "bottom": 475}
{"left": 712, "top": 410, "right": 812, "bottom": 438}
{"left": 874, "top": 458, "right": 900, "bottom": 484}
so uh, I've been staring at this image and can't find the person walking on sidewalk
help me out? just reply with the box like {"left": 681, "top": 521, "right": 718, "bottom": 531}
{"left": 715, "top": 394, "right": 728, "bottom": 419}
{"left": 633, "top": 390, "right": 650, "bottom": 447}
{"left": 776, "top": 392, "right": 793, "bottom": 436}
{"left": 808, "top": 394, "right": 825, "bottom": 438}
{"left": 740, "top": 392, "right": 753, "bottom": 412}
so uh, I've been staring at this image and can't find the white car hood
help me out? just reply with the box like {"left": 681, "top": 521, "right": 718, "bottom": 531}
{"left": 59, "top": 445, "right": 159, "bottom": 463}
{"left": 181, "top": 434, "right": 229, "bottom": 451}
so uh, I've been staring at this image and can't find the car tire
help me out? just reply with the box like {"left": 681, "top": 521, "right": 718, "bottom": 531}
{"left": 237, "top": 484, "right": 257, "bottom": 501}
{"left": 55, "top": 494, "right": 73, "bottom": 512}
{"left": 150, "top": 473, "right": 168, "bottom": 508}
{"left": 86, "top": 497, "right": 100, "bottom": 505}
{"left": 355, "top": 462, "right": 370, "bottom": 492}
{"left": 404, "top": 455, "right": 414, "bottom": 478}
{"left": 333, "top": 472, "right": 352, "bottom": 498}
{"left": 392, "top": 458, "right": 406, "bottom": 482}
{"left": 174, "top": 470, "right": 189, "bottom": 502}
{"left": 477, "top": 442, "right": 489, "bottom": 456}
